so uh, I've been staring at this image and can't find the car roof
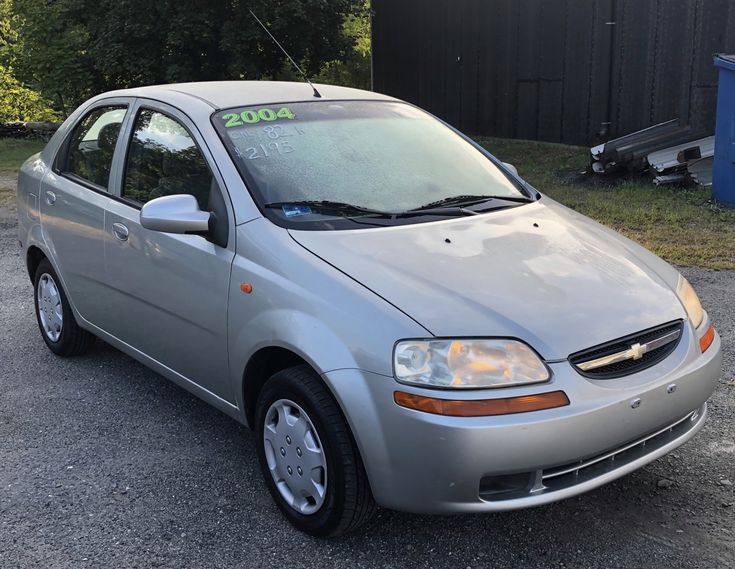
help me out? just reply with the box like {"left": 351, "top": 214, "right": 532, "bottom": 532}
{"left": 96, "top": 81, "right": 397, "bottom": 110}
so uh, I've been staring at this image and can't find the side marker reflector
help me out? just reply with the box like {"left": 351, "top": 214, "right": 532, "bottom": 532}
{"left": 699, "top": 324, "right": 715, "bottom": 353}
{"left": 240, "top": 282, "right": 253, "bottom": 294}
{"left": 394, "top": 390, "right": 570, "bottom": 417}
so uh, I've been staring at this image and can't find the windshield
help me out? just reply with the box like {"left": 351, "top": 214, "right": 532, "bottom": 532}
{"left": 212, "top": 100, "right": 531, "bottom": 229}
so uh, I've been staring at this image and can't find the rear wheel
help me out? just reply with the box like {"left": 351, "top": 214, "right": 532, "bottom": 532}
{"left": 33, "top": 258, "right": 93, "bottom": 356}
{"left": 255, "top": 365, "right": 376, "bottom": 537}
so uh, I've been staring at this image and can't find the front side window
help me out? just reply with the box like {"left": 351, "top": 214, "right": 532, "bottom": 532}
{"left": 123, "top": 109, "right": 213, "bottom": 209}
{"left": 63, "top": 106, "right": 127, "bottom": 190}
{"left": 212, "top": 101, "right": 533, "bottom": 230}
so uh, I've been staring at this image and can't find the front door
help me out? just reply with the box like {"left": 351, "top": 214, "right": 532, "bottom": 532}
{"left": 100, "top": 103, "right": 235, "bottom": 402}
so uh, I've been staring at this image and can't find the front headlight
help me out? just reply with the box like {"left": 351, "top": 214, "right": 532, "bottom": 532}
{"left": 393, "top": 339, "right": 550, "bottom": 389}
{"left": 676, "top": 275, "right": 704, "bottom": 329}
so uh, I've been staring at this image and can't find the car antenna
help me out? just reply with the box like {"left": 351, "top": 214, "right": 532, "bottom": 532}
{"left": 248, "top": 9, "right": 322, "bottom": 98}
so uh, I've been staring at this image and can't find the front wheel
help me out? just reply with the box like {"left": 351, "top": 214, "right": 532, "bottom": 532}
{"left": 255, "top": 365, "right": 376, "bottom": 537}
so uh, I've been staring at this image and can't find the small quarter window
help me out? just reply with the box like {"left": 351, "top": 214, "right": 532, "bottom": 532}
{"left": 62, "top": 106, "right": 127, "bottom": 190}
{"left": 123, "top": 109, "right": 213, "bottom": 209}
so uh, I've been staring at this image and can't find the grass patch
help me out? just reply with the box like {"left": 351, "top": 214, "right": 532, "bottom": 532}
{"left": 476, "top": 137, "right": 735, "bottom": 270}
{"left": 0, "top": 139, "right": 46, "bottom": 209}
{"left": 0, "top": 138, "right": 45, "bottom": 172}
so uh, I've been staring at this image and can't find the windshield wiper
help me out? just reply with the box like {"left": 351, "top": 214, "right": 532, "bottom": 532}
{"left": 392, "top": 206, "right": 480, "bottom": 218}
{"left": 264, "top": 200, "right": 392, "bottom": 218}
{"left": 483, "top": 195, "right": 536, "bottom": 203}
{"left": 409, "top": 195, "right": 497, "bottom": 211}
{"left": 265, "top": 200, "right": 477, "bottom": 220}
{"left": 264, "top": 195, "right": 531, "bottom": 223}
{"left": 409, "top": 194, "right": 534, "bottom": 212}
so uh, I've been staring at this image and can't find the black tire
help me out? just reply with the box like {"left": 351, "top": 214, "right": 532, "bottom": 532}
{"left": 33, "top": 258, "right": 94, "bottom": 357}
{"left": 255, "top": 365, "right": 377, "bottom": 537}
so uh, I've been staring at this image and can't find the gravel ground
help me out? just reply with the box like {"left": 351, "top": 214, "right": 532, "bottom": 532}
{"left": 1, "top": 204, "right": 734, "bottom": 568}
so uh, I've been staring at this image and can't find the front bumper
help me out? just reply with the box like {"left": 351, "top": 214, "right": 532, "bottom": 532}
{"left": 324, "top": 325, "right": 721, "bottom": 514}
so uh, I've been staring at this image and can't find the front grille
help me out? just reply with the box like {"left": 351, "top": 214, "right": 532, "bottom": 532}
{"left": 568, "top": 320, "right": 683, "bottom": 379}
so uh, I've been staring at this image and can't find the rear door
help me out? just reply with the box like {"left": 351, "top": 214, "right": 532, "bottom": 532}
{"left": 100, "top": 99, "right": 236, "bottom": 402}
{"left": 41, "top": 101, "right": 130, "bottom": 324}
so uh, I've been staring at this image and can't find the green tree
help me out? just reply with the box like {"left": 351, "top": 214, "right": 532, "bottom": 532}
{"left": 0, "top": 64, "right": 59, "bottom": 121}
{"left": 0, "top": 0, "right": 58, "bottom": 121}
{"left": 0, "top": 0, "right": 19, "bottom": 66}
{"left": 13, "top": 0, "right": 362, "bottom": 113}
{"left": 314, "top": 0, "right": 371, "bottom": 89}
{"left": 13, "top": 0, "right": 97, "bottom": 113}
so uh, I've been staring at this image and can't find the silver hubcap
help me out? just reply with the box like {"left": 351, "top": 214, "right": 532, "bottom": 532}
{"left": 37, "top": 273, "right": 63, "bottom": 342}
{"left": 263, "top": 399, "right": 327, "bottom": 515}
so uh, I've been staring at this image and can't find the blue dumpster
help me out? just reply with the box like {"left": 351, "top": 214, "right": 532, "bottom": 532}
{"left": 713, "top": 54, "right": 735, "bottom": 206}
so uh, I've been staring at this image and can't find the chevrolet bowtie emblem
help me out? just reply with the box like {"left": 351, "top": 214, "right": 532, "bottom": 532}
{"left": 576, "top": 329, "right": 680, "bottom": 372}
{"left": 628, "top": 342, "right": 646, "bottom": 360}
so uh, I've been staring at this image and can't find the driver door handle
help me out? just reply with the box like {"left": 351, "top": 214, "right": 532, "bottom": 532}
{"left": 45, "top": 191, "right": 56, "bottom": 205}
{"left": 112, "top": 222, "right": 129, "bottom": 241}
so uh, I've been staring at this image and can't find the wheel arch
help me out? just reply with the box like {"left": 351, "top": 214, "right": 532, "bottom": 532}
{"left": 26, "top": 245, "right": 47, "bottom": 282}
{"left": 25, "top": 242, "right": 85, "bottom": 327}
{"left": 242, "top": 346, "right": 311, "bottom": 428}
{"left": 231, "top": 308, "right": 368, "bottom": 428}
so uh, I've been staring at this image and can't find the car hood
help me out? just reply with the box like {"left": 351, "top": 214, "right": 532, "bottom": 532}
{"left": 288, "top": 199, "right": 686, "bottom": 360}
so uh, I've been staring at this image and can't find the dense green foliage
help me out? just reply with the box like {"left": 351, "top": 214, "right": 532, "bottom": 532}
{"left": 0, "top": 0, "right": 61, "bottom": 120}
{"left": 0, "top": 0, "right": 18, "bottom": 65}
{"left": 315, "top": 0, "right": 371, "bottom": 89}
{"left": 0, "top": 65, "right": 59, "bottom": 121}
{"left": 10, "top": 0, "right": 371, "bottom": 115}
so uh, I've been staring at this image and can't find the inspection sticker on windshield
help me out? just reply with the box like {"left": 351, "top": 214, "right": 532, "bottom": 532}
{"left": 222, "top": 107, "right": 296, "bottom": 128}
{"left": 282, "top": 205, "right": 312, "bottom": 217}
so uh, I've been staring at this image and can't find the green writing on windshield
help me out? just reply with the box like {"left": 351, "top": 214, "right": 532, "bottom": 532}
{"left": 222, "top": 107, "right": 296, "bottom": 128}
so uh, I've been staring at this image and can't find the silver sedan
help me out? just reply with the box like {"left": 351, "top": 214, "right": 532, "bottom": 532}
{"left": 16, "top": 81, "right": 721, "bottom": 537}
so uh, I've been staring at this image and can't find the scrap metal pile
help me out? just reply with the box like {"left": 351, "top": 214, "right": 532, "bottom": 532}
{"left": 590, "top": 119, "right": 714, "bottom": 186}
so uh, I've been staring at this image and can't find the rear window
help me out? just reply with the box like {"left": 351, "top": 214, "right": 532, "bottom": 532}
{"left": 61, "top": 106, "right": 127, "bottom": 190}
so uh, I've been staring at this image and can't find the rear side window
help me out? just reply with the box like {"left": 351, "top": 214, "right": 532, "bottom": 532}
{"left": 123, "top": 109, "right": 213, "bottom": 209}
{"left": 62, "top": 106, "right": 127, "bottom": 190}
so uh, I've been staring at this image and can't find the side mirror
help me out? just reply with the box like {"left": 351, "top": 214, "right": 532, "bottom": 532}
{"left": 140, "top": 194, "right": 210, "bottom": 234}
{"left": 502, "top": 162, "right": 518, "bottom": 176}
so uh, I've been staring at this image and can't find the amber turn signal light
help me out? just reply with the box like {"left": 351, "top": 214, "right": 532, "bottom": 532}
{"left": 699, "top": 324, "right": 715, "bottom": 353}
{"left": 394, "top": 390, "right": 570, "bottom": 417}
{"left": 240, "top": 282, "right": 253, "bottom": 294}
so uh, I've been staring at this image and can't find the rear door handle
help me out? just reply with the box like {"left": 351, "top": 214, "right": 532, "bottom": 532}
{"left": 45, "top": 191, "right": 56, "bottom": 205}
{"left": 112, "top": 222, "right": 129, "bottom": 241}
